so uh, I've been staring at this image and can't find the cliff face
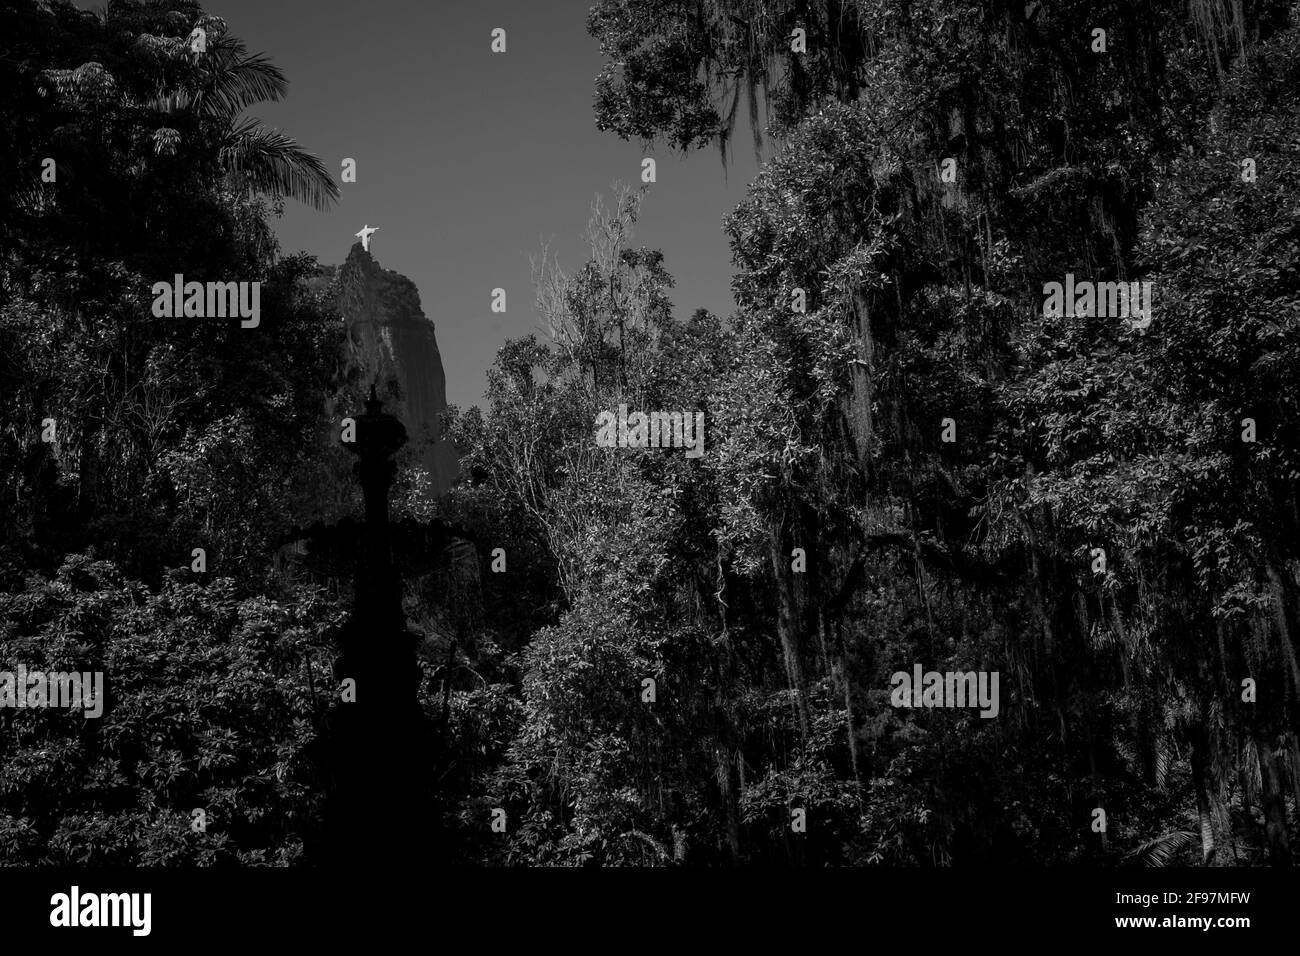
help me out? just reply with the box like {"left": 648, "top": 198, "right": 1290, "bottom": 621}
{"left": 337, "top": 242, "right": 459, "bottom": 494}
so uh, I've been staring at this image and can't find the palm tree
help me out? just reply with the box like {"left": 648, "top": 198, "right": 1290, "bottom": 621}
{"left": 147, "top": 14, "right": 339, "bottom": 211}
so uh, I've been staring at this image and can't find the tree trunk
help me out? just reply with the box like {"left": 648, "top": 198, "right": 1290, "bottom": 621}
{"left": 771, "top": 522, "right": 811, "bottom": 746}
{"left": 847, "top": 291, "right": 874, "bottom": 471}
{"left": 1087, "top": 724, "right": 1109, "bottom": 855}
{"left": 1252, "top": 728, "right": 1293, "bottom": 866}
{"left": 833, "top": 618, "right": 863, "bottom": 791}
{"left": 714, "top": 742, "right": 742, "bottom": 863}
{"left": 1110, "top": 597, "right": 1157, "bottom": 786}
{"left": 1190, "top": 722, "right": 1227, "bottom": 865}
{"left": 1265, "top": 562, "right": 1300, "bottom": 699}
{"left": 76, "top": 422, "right": 100, "bottom": 523}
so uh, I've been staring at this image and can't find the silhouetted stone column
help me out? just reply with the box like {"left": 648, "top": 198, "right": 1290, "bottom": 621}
{"left": 337, "top": 386, "right": 414, "bottom": 684}
{"left": 317, "top": 386, "right": 431, "bottom": 868}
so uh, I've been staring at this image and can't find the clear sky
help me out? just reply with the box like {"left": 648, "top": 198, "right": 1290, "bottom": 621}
{"left": 187, "top": 0, "right": 765, "bottom": 409}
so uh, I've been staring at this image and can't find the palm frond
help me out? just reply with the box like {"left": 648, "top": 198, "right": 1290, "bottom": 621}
{"left": 1129, "top": 829, "right": 1198, "bottom": 867}
{"left": 132, "top": 33, "right": 186, "bottom": 62}
{"left": 190, "top": 37, "right": 288, "bottom": 121}
{"left": 152, "top": 127, "right": 180, "bottom": 156}
{"left": 220, "top": 118, "right": 339, "bottom": 211}
{"left": 1154, "top": 734, "right": 1173, "bottom": 791}
{"left": 142, "top": 37, "right": 287, "bottom": 122}
{"left": 143, "top": 89, "right": 193, "bottom": 116}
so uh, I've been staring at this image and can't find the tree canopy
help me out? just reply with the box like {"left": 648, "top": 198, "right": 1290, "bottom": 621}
{"left": 4, "top": 0, "right": 1300, "bottom": 868}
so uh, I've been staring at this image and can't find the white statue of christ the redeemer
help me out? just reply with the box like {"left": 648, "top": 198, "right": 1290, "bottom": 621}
{"left": 355, "top": 225, "right": 379, "bottom": 252}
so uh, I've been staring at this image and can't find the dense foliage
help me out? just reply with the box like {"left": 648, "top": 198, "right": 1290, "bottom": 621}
{"left": 443, "top": 0, "right": 1300, "bottom": 866}
{"left": 3, "top": 0, "right": 1300, "bottom": 867}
